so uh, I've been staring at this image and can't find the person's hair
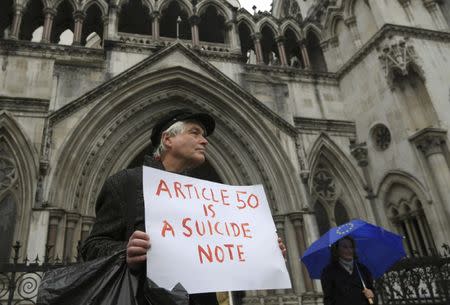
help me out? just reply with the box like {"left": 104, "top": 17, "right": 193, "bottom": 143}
{"left": 152, "top": 120, "right": 206, "bottom": 159}
{"left": 330, "top": 236, "right": 358, "bottom": 263}
{"left": 153, "top": 121, "right": 187, "bottom": 159}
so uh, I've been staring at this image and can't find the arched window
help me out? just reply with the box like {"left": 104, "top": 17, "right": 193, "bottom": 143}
{"left": 160, "top": 1, "right": 191, "bottom": 40}
{"left": 311, "top": 161, "right": 360, "bottom": 236}
{"left": 261, "top": 24, "right": 278, "bottom": 65}
{"left": 392, "top": 68, "right": 437, "bottom": 131}
{"left": 386, "top": 184, "right": 435, "bottom": 256}
{"left": 284, "top": 27, "right": 304, "bottom": 68}
{"left": 334, "top": 200, "right": 349, "bottom": 226}
{"left": 438, "top": 1, "right": 450, "bottom": 28}
{"left": 81, "top": 4, "right": 103, "bottom": 47}
{"left": 118, "top": 0, "right": 151, "bottom": 35}
{"left": 199, "top": 5, "right": 225, "bottom": 43}
{"left": 0, "top": 194, "right": 17, "bottom": 262}
{"left": 314, "top": 201, "right": 330, "bottom": 235}
{"left": 51, "top": 0, "right": 75, "bottom": 44}
{"left": 238, "top": 22, "right": 254, "bottom": 63}
{"left": 335, "top": 18, "right": 355, "bottom": 63}
{"left": 305, "top": 31, "right": 327, "bottom": 71}
{"left": 0, "top": 0, "right": 14, "bottom": 38}
{"left": 19, "top": 0, "right": 45, "bottom": 41}
{"left": 353, "top": 0, "right": 377, "bottom": 44}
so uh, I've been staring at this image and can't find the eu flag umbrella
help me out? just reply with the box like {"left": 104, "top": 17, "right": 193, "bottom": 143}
{"left": 301, "top": 219, "right": 406, "bottom": 279}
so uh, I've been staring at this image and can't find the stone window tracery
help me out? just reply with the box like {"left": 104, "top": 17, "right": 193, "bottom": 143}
{"left": 313, "top": 168, "right": 336, "bottom": 200}
{"left": 386, "top": 184, "right": 435, "bottom": 257}
{"left": 312, "top": 163, "right": 350, "bottom": 235}
{"left": 371, "top": 124, "right": 391, "bottom": 151}
{"left": 0, "top": 142, "right": 16, "bottom": 192}
{"left": 0, "top": 141, "right": 17, "bottom": 262}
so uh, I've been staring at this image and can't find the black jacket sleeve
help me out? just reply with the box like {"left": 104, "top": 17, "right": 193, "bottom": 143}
{"left": 321, "top": 266, "right": 336, "bottom": 305}
{"left": 81, "top": 178, "right": 127, "bottom": 261}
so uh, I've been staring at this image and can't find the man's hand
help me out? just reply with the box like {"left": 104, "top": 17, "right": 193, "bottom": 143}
{"left": 127, "top": 230, "right": 150, "bottom": 270}
{"left": 278, "top": 237, "right": 287, "bottom": 258}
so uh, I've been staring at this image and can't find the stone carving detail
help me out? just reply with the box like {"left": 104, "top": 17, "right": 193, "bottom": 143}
{"left": 350, "top": 142, "right": 369, "bottom": 166}
{"left": 372, "top": 124, "right": 391, "bottom": 151}
{"left": 0, "top": 143, "right": 16, "bottom": 192}
{"left": 378, "top": 37, "right": 422, "bottom": 88}
{"left": 416, "top": 134, "right": 445, "bottom": 156}
{"left": 282, "top": 0, "right": 302, "bottom": 21}
{"left": 313, "top": 167, "right": 336, "bottom": 200}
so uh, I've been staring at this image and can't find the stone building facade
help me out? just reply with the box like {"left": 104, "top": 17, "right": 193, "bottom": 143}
{"left": 1, "top": 0, "right": 450, "bottom": 304}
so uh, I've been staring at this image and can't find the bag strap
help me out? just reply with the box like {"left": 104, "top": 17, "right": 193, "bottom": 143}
{"left": 125, "top": 170, "right": 138, "bottom": 240}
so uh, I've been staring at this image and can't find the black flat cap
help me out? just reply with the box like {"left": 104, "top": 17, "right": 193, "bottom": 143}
{"left": 151, "top": 109, "right": 215, "bottom": 147}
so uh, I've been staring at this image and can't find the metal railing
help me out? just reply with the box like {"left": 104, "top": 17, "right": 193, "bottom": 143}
{"left": 375, "top": 244, "right": 450, "bottom": 305}
{"left": 0, "top": 241, "right": 81, "bottom": 305}
{"left": 1, "top": 242, "right": 449, "bottom": 305}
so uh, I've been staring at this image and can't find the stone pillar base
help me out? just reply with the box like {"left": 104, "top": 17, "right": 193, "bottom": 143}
{"left": 242, "top": 294, "right": 301, "bottom": 305}
{"left": 301, "top": 292, "right": 322, "bottom": 305}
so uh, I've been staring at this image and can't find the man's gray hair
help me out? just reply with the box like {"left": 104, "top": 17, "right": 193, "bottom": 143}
{"left": 153, "top": 121, "right": 187, "bottom": 159}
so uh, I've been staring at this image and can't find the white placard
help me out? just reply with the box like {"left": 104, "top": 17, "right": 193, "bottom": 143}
{"left": 143, "top": 166, "right": 291, "bottom": 294}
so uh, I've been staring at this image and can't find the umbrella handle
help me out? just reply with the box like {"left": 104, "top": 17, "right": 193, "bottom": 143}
{"left": 367, "top": 297, "right": 374, "bottom": 305}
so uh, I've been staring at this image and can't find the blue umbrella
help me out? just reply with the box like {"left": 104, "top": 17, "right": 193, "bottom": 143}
{"left": 301, "top": 219, "right": 406, "bottom": 279}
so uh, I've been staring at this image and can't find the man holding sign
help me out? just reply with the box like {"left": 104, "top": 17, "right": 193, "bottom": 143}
{"left": 81, "top": 109, "right": 289, "bottom": 305}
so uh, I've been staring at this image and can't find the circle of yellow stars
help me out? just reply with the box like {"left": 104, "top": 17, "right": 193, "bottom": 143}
{"left": 336, "top": 223, "right": 354, "bottom": 235}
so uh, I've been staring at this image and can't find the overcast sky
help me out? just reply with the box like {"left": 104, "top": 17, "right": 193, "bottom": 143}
{"left": 240, "top": 0, "right": 272, "bottom": 12}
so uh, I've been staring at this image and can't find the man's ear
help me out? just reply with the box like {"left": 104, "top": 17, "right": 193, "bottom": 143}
{"left": 161, "top": 132, "right": 172, "bottom": 149}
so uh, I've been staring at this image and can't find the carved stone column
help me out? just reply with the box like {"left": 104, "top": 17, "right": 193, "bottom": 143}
{"left": 189, "top": 15, "right": 200, "bottom": 46}
{"left": 63, "top": 212, "right": 80, "bottom": 262}
{"left": 410, "top": 128, "right": 450, "bottom": 230}
{"left": 288, "top": 212, "right": 313, "bottom": 292}
{"left": 102, "top": 15, "right": 108, "bottom": 43}
{"left": 251, "top": 32, "right": 263, "bottom": 64}
{"left": 151, "top": 11, "right": 160, "bottom": 40}
{"left": 273, "top": 214, "right": 287, "bottom": 295}
{"left": 398, "top": 0, "right": 414, "bottom": 22}
{"left": 46, "top": 209, "right": 64, "bottom": 261}
{"left": 72, "top": 11, "right": 85, "bottom": 45}
{"left": 81, "top": 216, "right": 95, "bottom": 242}
{"left": 299, "top": 39, "right": 311, "bottom": 69}
{"left": 423, "top": 0, "right": 448, "bottom": 30}
{"left": 350, "top": 142, "right": 379, "bottom": 224}
{"left": 225, "top": 19, "right": 240, "bottom": 51}
{"left": 344, "top": 16, "right": 362, "bottom": 48}
{"left": 9, "top": 4, "right": 24, "bottom": 40}
{"left": 276, "top": 36, "right": 288, "bottom": 66}
{"left": 329, "top": 36, "right": 342, "bottom": 66}
{"left": 41, "top": 8, "right": 57, "bottom": 43}
{"left": 106, "top": 4, "right": 119, "bottom": 40}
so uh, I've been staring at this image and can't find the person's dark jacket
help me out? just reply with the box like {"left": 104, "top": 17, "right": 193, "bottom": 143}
{"left": 81, "top": 160, "right": 218, "bottom": 305}
{"left": 320, "top": 261, "right": 377, "bottom": 305}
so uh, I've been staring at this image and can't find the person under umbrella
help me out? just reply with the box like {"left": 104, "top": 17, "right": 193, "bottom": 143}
{"left": 321, "top": 236, "right": 376, "bottom": 305}
{"left": 301, "top": 219, "right": 406, "bottom": 305}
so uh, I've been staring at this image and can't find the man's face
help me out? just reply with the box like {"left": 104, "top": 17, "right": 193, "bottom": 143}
{"left": 164, "top": 122, "right": 208, "bottom": 168}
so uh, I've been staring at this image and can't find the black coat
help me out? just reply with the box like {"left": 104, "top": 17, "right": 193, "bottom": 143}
{"left": 320, "top": 261, "right": 377, "bottom": 305}
{"left": 81, "top": 160, "right": 218, "bottom": 305}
